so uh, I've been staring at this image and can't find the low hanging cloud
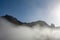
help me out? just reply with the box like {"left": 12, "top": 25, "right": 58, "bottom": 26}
{"left": 0, "top": 15, "right": 60, "bottom": 40}
{"left": 0, "top": 0, "right": 60, "bottom": 40}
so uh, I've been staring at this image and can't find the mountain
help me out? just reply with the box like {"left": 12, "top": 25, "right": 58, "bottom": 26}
{"left": 0, "top": 14, "right": 55, "bottom": 27}
{"left": 1, "top": 15, "right": 23, "bottom": 25}
{"left": 24, "top": 21, "right": 50, "bottom": 27}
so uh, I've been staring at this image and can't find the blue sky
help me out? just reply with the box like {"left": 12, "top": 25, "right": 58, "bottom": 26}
{"left": 0, "top": 0, "right": 60, "bottom": 26}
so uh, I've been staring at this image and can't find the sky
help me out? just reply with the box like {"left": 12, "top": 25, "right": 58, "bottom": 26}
{"left": 0, "top": 0, "right": 60, "bottom": 26}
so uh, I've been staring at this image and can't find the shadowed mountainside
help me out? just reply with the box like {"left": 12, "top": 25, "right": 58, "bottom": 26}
{"left": 1, "top": 15, "right": 55, "bottom": 27}
{"left": 1, "top": 15, "right": 23, "bottom": 25}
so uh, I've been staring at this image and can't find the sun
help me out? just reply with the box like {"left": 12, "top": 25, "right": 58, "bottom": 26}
{"left": 49, "top": 3, "right": 60, "bottom": 26}
{"left": 51, "top": 3, "right": 60, "bottom": 18}
{"left": 54, "top": 4, "right": 60, "bottom": 17}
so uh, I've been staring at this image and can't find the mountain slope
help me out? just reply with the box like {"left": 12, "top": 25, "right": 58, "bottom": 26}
{"left": 1, "top": 15, "right": 55, "bottom": 27}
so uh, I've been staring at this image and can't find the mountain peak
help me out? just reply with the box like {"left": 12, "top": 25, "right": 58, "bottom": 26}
{"left": 1, "top": 14, "right": 23, "bottom": 25}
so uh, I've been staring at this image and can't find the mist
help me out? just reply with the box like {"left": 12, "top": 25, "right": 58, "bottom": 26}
{"left": 0, "top": 17, "right": 60, "bottom": 40}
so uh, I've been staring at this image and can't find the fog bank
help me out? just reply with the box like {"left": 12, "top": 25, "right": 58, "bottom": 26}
{"left": 0, "top": 16, "right": 60, "bottom": 40}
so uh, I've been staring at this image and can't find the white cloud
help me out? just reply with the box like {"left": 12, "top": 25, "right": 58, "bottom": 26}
{"left": 0, "top": 17, "right": 60, "bottom": 40}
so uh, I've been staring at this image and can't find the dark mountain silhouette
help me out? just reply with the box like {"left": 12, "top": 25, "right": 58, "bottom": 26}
{"left": 24, "top": 21, "right": 50, "bottom": 27}
{"left": 1, "top": 14, "right": 55, "bottom": 27}
{"left": 51, "top": 24, "right": 55, "bottom": 27}
{"left": 1, "top": 15, "right": 23, "bottom": 25}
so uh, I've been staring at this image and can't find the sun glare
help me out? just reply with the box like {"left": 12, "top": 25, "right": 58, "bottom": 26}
{"left": 51, "top": 3, "right": 60, "bottom": 19}
{"left": 54, "top": 4, "right": 60, "bottom": 18}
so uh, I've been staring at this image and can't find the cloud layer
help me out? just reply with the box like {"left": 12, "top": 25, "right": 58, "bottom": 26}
{"left": 0, "top": 16, "right": 60, "bottom": 40}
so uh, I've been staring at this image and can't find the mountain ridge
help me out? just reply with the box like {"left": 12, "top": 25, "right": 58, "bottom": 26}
{"left": 0, "top": 14, "right": 55, "bottom": 27}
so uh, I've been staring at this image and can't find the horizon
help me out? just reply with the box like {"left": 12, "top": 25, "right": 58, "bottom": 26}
{"left": 0, "top": 14, "right": 58, "bottom": 27}
{"left": 0, "top": 0, "right": 60, "bottom": 26}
